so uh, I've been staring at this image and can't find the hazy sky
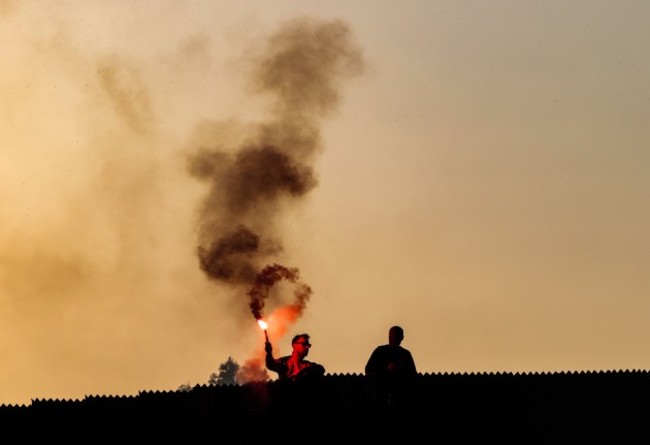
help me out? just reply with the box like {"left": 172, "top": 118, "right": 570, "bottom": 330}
{"left": 2, "top": 0, "right": 650, "bottom": 405}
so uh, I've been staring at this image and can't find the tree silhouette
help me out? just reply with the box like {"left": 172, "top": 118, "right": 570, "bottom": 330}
{"left": 209, "top": 356, "right": 240, "bottom": 386}
{"left": 177, "top": 381, "right": 193, "bottom": 392}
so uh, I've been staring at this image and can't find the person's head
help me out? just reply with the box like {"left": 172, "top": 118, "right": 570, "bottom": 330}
{"left": 388, "top": 326, "right": 404, "bottom": 347}
{"left": 291, "top": 333, "right": 312, "bottom": 358}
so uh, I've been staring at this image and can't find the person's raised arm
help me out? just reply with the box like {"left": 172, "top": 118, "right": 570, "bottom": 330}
{"left": 265, "top": 340, "right": 277, "bottom": 371}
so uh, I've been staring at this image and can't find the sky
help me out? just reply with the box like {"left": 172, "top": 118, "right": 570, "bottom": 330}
{"left": 1, "top": 0, "right": 650, "bottom": 405}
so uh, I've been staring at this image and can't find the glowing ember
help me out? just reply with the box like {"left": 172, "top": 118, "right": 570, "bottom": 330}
{"left": 258, "top": 319, "right": 269, "bottom": 342}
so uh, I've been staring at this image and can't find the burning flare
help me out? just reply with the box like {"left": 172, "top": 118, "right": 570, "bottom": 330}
{"left": 258, "top": 319, "right": 269, "bottom": 342}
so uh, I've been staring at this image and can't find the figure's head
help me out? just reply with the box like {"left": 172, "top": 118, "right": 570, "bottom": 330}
{"left": 388, "top": 325, "right": 404, "bottom": 347}
{"left": 291, "top": 333, "right": 312, "bottom": 358}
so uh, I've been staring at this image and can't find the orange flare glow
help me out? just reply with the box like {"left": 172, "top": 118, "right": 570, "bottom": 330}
{"left": 257, "top": 319, "right": 268, "bottom": 330}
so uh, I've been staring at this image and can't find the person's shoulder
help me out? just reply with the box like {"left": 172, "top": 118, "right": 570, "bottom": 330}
{"left": 303, "top": 361, "right": 325, "bottom": 375}
{"left": 305, "top": 360, "right": 324, "bottom": 368}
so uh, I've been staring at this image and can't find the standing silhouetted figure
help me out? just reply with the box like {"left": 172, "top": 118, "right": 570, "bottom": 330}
{"left": 365, "top": 325, "right": 417, "bottom": 405}
{"left": 265, "top": 333, "right": 325, "bottom": 381}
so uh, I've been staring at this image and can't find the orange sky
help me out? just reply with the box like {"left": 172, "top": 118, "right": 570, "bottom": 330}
{"left": 2, "top": 1, "right": 650, "bottom": 405}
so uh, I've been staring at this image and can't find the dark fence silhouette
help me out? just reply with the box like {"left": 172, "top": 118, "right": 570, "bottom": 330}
{"left": 1, "top": 370, "right": 649, "bottom": 441}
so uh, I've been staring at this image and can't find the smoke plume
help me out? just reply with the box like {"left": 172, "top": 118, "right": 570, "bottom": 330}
{"left": 187, "top": 18, "right": 364, "bottom": 328}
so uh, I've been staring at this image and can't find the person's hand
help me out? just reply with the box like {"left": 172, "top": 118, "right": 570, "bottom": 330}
{"left": 265, "top": 341, "right": 273, "bottom": 354}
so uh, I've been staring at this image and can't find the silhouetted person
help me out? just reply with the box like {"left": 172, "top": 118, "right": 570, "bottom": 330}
{"left": 365, "top": 325, "right": 417, "bottom": 405}
{"left": 265, "top": 333, "right": 325, "bottom": 381}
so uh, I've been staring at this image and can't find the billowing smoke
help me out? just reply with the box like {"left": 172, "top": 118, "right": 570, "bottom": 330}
{"left": 248, "top": 263, "right": 311, "bottom": 321}
{"left": 187, "top": 16, "right": 364, "bottom": 345}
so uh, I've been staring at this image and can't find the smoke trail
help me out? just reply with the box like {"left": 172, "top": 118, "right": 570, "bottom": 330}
{"left": 248, "top": 263, "right": 311, "bottom": 321}
{"left": 187, "top": 17, "right": 364, "bottom": 323}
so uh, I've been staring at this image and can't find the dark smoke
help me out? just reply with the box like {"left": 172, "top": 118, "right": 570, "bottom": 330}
{"left": 187, "top": 17, "right": 364, "bottom": 311}
{"left": 248, "top": 263, "right": 312, "bottom": 321}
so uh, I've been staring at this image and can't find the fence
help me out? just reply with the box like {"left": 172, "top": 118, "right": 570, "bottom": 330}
{"left": 1, "top": 370, "right": 649, "bottom": 441}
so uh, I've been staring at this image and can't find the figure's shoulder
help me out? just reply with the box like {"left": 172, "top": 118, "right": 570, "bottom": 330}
{"left": 304, "top": 359, "right": 324, "bottom": 368}
{"left": 302, "top": 361, "right": 325, "bottom": 376}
